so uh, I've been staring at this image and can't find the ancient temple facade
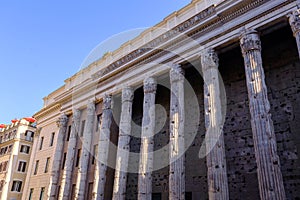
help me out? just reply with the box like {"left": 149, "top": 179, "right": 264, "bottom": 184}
{"left": 23, "top": 0, "right": 300, "bottom": 199}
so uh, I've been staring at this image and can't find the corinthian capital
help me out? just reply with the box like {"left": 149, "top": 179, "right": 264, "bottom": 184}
{"left": 87, "top": 100, "right": 95, "bottom": 114}
{"left": 144, "top": 77, "right": 157, "bottom": 94}
{"left": 103, "top": 94, "right": 112, "bottom": 110}
{"left": 289, "top": 9, "right": 300, "bottom": 36}
{"left": 201, "top": 48, "right": 219, "bottom": 72}
{"left": 240, "top": 29, "right": 261, "bottom": 55}
{"left": 73, "top": 109, "right": 81, "bottom": 122}
{"left": 56, "top": 114, "right": 68, "bottom": 128}
{"left": 122, "top": 87, "right": 134, "bottom": 103}
{"left": 170, "top": 63, "right": 185, "bottom": 83}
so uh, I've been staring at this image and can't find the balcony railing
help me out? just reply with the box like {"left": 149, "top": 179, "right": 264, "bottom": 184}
{"left": 0, "top": 135, "right": 16, "bottom": 144}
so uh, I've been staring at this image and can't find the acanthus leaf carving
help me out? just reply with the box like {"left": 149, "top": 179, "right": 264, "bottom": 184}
{"left": 170, "top": 64, "right": 185, "bottom": 83}
{"left": 289, "top": 9, "right": 300, "bottom": 36}
{"left": 103, "top": 94, "right": 113, "bottom": 110}
{"left": 56, "top": 114, "right": 68, "bottom": 128}
{"left": 144, "top": 77, "right": 157, "bottom": 94}
{"left": 201, "top": 48, "right": 219, "bottom": 72}
{"left": 122, "top": 87, "right": 134, "bottom": 103}
{"left": 87, "top": 100, "right": 96, "bottom": 114}
{"left": 240, "top": 29, "right": 261, "bottom": 55}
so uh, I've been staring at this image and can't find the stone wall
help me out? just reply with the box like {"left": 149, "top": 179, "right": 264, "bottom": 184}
{"left": 219, "top": 46, "right": 260, "bottom": 200}
{"left": 263, "top": 26, "right": 300, "bottom": 200}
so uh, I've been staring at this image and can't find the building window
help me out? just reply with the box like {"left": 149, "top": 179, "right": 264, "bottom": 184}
{"left": 11, "top": 180, "right": 22, "bottom": 192}
{"left": 62, "top": 153, "right": 67, "bottom": 169}
{"left": 44, "top": 157, "right": 50, "bottom": 173}
{"left": 7, "top": 144, "right": 13, "bottom": 153}
{"left": 57, "top": 186, "right": 60, "bottom": 199}
{"left": 39, "top": 187, "right": 45, "bottom": 200}
{"left": 87, "top": 182, "right": 93, "bottom": 200}
{"left": 49, "top": 132, "right": 55, "bottom": 146}
{"left": 0, "top": 148, "right": 4, "bottom": 155}
{"left": 0, "top": 180, "right": 4, "bottom": 191}
{"left": 25, "top": 130, "right": 34, "bottom": 141}
{"left": 80, "top": 120, "right": 85, "bottom": 137}
{"left": 76, "top": 149, "right": 81, "bottom": 167}
{"left": 152, "top": 193, "right": 162, "bottom": 200}
{"left": 0, "top": 146, "right": 8, "bottom": 155}
{"left": 92, "top": 144, "right": 98, "bottom": 165}
{"left": 2, "top": 161, "right": 8, "bottom": 172}
{"left": 17, "top": 161, "right": 27, "bottom": 172}
{"left": 96, "top": 114, "right": 102, "bottom": 132}
{"left": 39, "top": 137, "right": 44, "bottom": 150}
{"left": 29, "top": 188, "right": 34, "bottom": 200}
{"left": 185, "top": 192, "right": 192, "bottom": 200}
{"left": 20, "top": 145, "right": 30, "bottom": 154}
{"left": 34, "top": 160, "right": 39, "bottom": 175}
{"left": 66, "top": 125, "right": 71, "bottom": 141}
{"left": 71, "top": 184, "right": 76, "bottom": 200}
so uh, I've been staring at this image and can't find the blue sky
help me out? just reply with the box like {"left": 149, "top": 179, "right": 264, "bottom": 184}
{"left": 0, "top": 0, "right": 191, "bottom": 124}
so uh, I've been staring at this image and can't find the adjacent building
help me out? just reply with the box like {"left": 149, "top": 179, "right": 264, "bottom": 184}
{"left": 0, "top": 119, "right": 36, "bottom": 200}
{"left": 22, "top": 89, "right": 63, "bottom": 200}
{"left": 23, "top": 0, "right": 300, "bottom": 199}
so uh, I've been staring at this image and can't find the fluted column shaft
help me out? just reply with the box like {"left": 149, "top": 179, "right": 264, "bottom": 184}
{"left": 92, "top": 95, "right": 113, "bottom": 200}
{"left": 289, "top": 9, "right": 300, "bottom": 58}
{"left": 59, "top": 109, "right": 81, "bottom": 200}
{"left": 240, "top": 30, "right": 286, "bottom": 200}
{"left": 112, "top": 87, "right": 134, "bottom": 200}
{"left": 138, "top": 77, "right": 157, "bottom": 200}
{"left": 48, "top": 114, "right": 68, "bottom": 200}
{"left": 201, "top": 49, "right": 229, "bottom": 200}
{"left": 75, "top": 101, "right": 95, "bottom": 200}
{"left": 169, "top": 64, "right": 185, "bottom": 200}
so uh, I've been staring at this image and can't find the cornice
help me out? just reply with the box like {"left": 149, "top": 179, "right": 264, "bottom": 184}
{"left": 34, "top": 103, "right": 61, "bottom": 121}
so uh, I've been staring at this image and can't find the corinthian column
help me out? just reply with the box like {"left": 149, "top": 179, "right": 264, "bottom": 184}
{"left": 169, "top": 64, "right": 185, "bottom": 200}
{"left": 112, "top": 87, "right": 134, "bottom": 200}
{"left": 59, "top": 109, "right": 81, "bottom": 200}
{"left": 138, "top": 77, "right": 157, "bottom": 200}
{"left": 289, "top": 9, "right": 300, "bottom": 58}
{"left": 240, "top": 30, "right": 286, "bottom": 200}
{"left": 75, "top": 101, "right": 95, "bottom": 200}
{"left": 48, "top": 114, "right": 68, "bottom": 200}
{"left": 201, "top": 49, "right": 229, "bottom": 200}
{"left": 92, "top": 95, "right": 113, "bottom": 200}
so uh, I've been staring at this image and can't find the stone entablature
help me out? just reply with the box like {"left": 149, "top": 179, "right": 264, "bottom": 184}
{"left": 43, "top": 0, "right": 299, "bottom": 113}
